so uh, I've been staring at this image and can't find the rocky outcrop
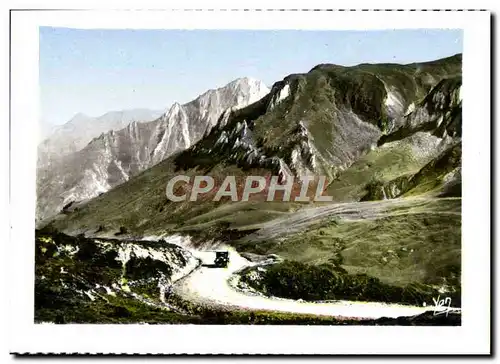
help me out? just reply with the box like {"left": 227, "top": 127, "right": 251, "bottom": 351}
{"left": 35, "top": 229, "right": 198, "bottom": 323}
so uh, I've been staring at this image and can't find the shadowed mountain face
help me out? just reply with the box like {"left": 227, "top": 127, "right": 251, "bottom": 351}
{"left": 45, "top": 54, "right": 461, "bottom": 238}
{"left": 36, "top": 78, "right": 270, "bottom": 221}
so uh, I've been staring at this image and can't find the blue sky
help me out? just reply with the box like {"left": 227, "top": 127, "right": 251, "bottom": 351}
{"left": 40, "top": 28, "right": 463, "bottom": 126}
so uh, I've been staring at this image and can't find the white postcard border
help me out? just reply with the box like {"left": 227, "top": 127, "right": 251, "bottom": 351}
{"left": 8, "top": 9, "right": 490, "bottom": 355}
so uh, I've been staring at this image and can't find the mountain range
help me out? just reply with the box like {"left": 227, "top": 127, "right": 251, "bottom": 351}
{"left": 42, "top": 54, "right": 462, "bottom": 237}
{"left": 36, "top": 77, "right": 270, "bottom": 221}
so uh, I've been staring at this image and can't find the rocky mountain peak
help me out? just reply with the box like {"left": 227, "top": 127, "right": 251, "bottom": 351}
{"left": 37, "top": 77, "right": 270, "bottom": 221}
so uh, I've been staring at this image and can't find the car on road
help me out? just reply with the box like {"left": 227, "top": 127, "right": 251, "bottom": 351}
{"left": 200, "top": 250, "right": 230, "bottom": 268}
{"left": 214, "top": 251, "right": 229, "bottom": 268}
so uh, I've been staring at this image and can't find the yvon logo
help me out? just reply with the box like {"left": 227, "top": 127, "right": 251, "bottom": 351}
{"left": 165, "top": 175, "right": 333, "bottom": 202}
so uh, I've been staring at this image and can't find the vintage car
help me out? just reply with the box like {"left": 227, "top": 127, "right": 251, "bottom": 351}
{"left": 213, "top": 251, "right": 229, "bottom": 268}
{"left": 199, "top": 250, "right": 230, "bottom": 268}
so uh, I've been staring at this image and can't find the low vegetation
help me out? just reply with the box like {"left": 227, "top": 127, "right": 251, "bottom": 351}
{"left": 239, "top": 260, "right": 457, "bottom": 306}
{"left": 236, "top": 199, "right": 461, "bottom": 306}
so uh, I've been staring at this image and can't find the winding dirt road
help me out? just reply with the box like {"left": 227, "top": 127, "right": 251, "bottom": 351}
{"left": 173, "top": 245, "right": 449, "bottom": 319}
{"left": 160, "top": 197, "right": 461, "bottom": 319}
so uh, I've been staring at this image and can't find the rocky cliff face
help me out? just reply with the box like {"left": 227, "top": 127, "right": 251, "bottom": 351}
{"left": 36, "top": 78, "right": 270, "bottom": 221}
{"left": 35, "top": 228, "right": 198, "bottom": 323}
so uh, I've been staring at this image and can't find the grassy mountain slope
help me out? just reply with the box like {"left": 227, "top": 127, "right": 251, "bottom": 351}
{"left": 235, "top": 197, "right": 461, "bottom": 306}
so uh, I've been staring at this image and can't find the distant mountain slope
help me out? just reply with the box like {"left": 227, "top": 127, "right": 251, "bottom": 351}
{"left": 37, "top": 78, "right": 270, "bottom": 221}
{"left": 38, "top": 108, "right": 165, "bottom": 167}
{"left": 38, "top": 120, "right": 56, "bottom": 143}
{"left": 46, "top": 54, "right": 461, "bottom": 237}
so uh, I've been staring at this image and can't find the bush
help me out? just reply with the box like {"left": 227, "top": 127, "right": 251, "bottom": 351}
{"left": 241, "top": 260, "right": 445, "bottom": 306}
{"left": 125, "top": 254, "right": 172, "bottom": 281}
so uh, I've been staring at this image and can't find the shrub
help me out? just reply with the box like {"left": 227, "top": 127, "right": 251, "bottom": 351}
{"left": 241, "top": 260, "right": 445, "bottom": 306}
